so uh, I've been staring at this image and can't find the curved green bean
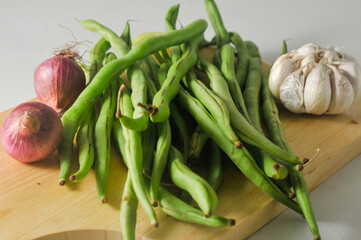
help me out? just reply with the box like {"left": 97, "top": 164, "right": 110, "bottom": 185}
{"left": 220, "top": 44, "right": 251, "bottom": 122}
{"left": 150, "top": 120, "right": 171, "bottom": 206}
{"left": 149, "top": 43, "right": 198, "bottom": 123}
{"left": 204, "top": 0, "right": 230, "bottom": 47}
{"left": 94, "top": 78, "right": 118, "bottom": 203}
{"left": 70, "top": 109, "right": 95, "bottom": 182}
{"left": 187, "top": 125, "right": 209, "bottom": 168}
{"left": 120, "top": 21, "right": 132, "bottom": 48}
{"left": 144, "top": 178, "right": 234, "bottom": 227}
{"left": 165, "top": 4, "right": 181, "bottom": 63}
{"left": 205, "top": 140, "right": 223, "bottom": 191}
{"left": 168, "top": 146, "right": 218, "bottom": 217}
{"left": 229, "top": 32, "right": 249, "bottom": 89}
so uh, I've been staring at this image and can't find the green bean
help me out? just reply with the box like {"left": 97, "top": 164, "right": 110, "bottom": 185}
{"left": 169, "top": 102, "right": 190, "bottom": 160}
{"left": 168, "top": 146, "right": 218, "bottom": 217}
{"left": 281, "top": 40, "right": 288, "bottom": 55}
{"left": 165, "top": 4, "right": 182, "bottom": 63}
{"left": 119, "top": 84, "right": 158, "bottom": 227}
{"left": 148, "top": 42, "right": 199, "bottom": 123}
{"left": 158, "top": 187, "right": 233, "bottom": 227}
{"left": 205, "top": 140, "right": 223, "bottom": 191}
{"left": 176, "top": 86, "right": 302, "bottom": 214}
{"left": 187, "top": 125, "right": 209, "bottom": 168}
{"left": 247, "top": 145, "right": 288, "bottom": 180}
{"left": 219, "top": 44, "right": 251, "bottom": 122}
{"left": 120, "top": 173, "right": 138, "bottom": 240}
{"left": 150, "top": 120, "right": 171, "bottom": 206}
{"left": 69, "top": 109, "right": 95, "bottom": 182}
{"left": 142, "top": 121, "right": 156, "bottom": 175}
{"left": 81, "top": 19, "right": 149, "bottom": 132}
{"left": 153, "top": 51, "right": 165, "bottom": 64}
{"left": 186, "top": 71, "right": 242, "bottom": 148}
{"left": 229, "top": 32, "right": 249, "bottom": 89}
{"left": 69, "top": 38, "right": 111, "bottom": 183}
{"left": 204, "top": 0, "right": 230, "bottom": 47}
{"left": 157, "top": 63, "right": 170, "bottom": 86}
{"left": 118, "top": 63, "right": 149, "bottom": 131}
{"left": 144, "top": 56, "right": 160, "bottom": 85}
{"left": 144, "top": 178, "right": 234, "bottom": 227}
{"left": 94, "top": 78, "right": 118, "bottom": 203}
{"left": 111, "top": 117, "right": 138, "bottom": 239}
{"left": 112, "top": 116, "right": 126, "bottom": 158}
{"left": 197, "top": 56, "right": 305, "bottom": 165}
{"left": 273, "top": 179, "right": 295, "bottom": 199}
{"left": 245, "top": 41, "right": 261, "bottom": 59}
{"left": 261, "top": 70, "right": 320, "bottom": 239}
{"left": 120, "top": 21, "right": 132, "bottom": 48}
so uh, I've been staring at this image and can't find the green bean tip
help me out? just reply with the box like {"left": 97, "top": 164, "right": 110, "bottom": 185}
{"left": 153, "top": 222, "right": 159, "bottom": 228}
{"left": 296, "top": 164, "right": 304, "bottom": 171}
{"left": 204, "top": 213, "right": 212, "bottom": 218}
{"left": 59, "top": 180, "right": 66, "bottom": 186}
{"left": 314, "top": 237, "right": 321, "bottom": 240}
{"left": 69, "top": 175, "right": 76, "bottom": 182}
{"left": 230, "top": 219, "right": 236, "bottom": 226}
{"left": 302, "top": 158, "right": 309, "bottom": 164}
{"left": 152, "top": 201, "right": 158, "bottom": 208}
{"left": 101, "top": 197, "right": 108, "bottom": 204}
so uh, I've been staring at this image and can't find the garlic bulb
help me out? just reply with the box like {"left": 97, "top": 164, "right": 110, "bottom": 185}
{"left": 269, "top": 43, "right": 361, "bottom": 115}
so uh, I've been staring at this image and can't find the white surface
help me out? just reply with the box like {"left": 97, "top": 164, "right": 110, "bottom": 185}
{"left": 0, "top": 0, "right": 360, "bottom": 239}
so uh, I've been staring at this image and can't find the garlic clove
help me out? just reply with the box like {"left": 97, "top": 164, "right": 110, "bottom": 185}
{"left": 334, "top": 53, "right": 361, "bottom": 101}
{"left": 296, "top": 43, "right": 320, "bottom": 55}
{"left": 304, "top": 64, "right": 332, "bottom": 115}
{"left": 279, "top": 69, "right": 306, "bottom": 113}
{"left": 326, "top": 65, "right": 354, "bottom": 114}
{"left": 269, "top": 54, "right": 298, "bottom": 99}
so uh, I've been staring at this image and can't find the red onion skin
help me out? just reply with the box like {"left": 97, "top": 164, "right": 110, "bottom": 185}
{"left": 34, "top": 56, "right": 85, "bottom": 116}
{"left": 0, "top": 102, "right": 63, "bottom": 163}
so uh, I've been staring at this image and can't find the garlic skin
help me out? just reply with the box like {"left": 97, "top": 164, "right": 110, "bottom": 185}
{"left": 269, "top": 43, "right": 361, "bottom": 115}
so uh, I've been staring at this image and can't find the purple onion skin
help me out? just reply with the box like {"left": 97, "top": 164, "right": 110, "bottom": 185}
{"left": 1, "top": 102, "right": 63, "bottom": 163}
{"left": 34, "top": 56, "right": 86, "bottom": 116}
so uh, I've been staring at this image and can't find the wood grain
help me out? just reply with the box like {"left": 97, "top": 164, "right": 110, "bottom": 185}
{"left": 1, "top": 72, "right": 361, "bottom": 240}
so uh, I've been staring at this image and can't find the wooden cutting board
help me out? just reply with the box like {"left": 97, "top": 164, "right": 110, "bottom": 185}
{"left": 1, "top": 90, "right": 361, "bottom": 238}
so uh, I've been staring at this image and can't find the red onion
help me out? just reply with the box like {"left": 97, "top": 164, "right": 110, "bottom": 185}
{"left": 34, "top": 56, "right": 86, "bottom": 116}
{"left": 1, "top": 102, "right": 63, "bottom": 163}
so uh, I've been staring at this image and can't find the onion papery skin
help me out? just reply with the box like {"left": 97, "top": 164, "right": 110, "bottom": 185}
{"left": 0, "top": 102, "right": 63, "bottom": 163}
{"left": 34, "top": 56, "right": 86, "bottom": 116}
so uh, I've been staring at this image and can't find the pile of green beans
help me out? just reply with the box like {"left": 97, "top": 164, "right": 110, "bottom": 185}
{"left": 56, "top": 1, "right": 320, "bottom": 239}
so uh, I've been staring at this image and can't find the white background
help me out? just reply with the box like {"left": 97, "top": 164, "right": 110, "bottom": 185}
{"left": 1, "top": 0, "right": 361, "bottom": 239}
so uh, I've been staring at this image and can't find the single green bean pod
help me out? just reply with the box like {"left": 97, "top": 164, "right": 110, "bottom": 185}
{"left": 120, "top": 173, "right": 138, "bottom": 240}
{"left": 168, "top": 146, "right": 218, "bottom": 217}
